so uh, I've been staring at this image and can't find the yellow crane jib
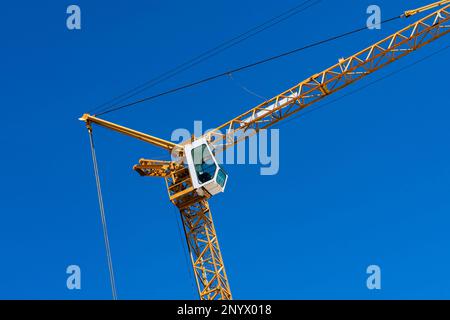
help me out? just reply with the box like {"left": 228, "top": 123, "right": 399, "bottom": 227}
{"left": 79, "top": 113, "right": 181, "bottom": 153}
{"left": 79, "top": 113, "right": 228, "bottom": 197}
{"left": 201, "top": 2, "right": 450, "bottom": 154}
{"left": 80, "top": 1, "right": 450, "bottom": 300}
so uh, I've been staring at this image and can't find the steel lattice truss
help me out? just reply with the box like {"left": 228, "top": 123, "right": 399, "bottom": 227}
{"left": 179, "top": 199, "right": 232, "bottom": 300}
{"left": 204, "top": 5, "right": 450, "bottom": 152}
{"left": 135, "top": 160, "right": 232, "bottom": 300}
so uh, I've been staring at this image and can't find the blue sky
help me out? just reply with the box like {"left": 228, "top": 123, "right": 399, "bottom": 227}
{"left": 1, "top": 0, "right": 450, "bottom": 299}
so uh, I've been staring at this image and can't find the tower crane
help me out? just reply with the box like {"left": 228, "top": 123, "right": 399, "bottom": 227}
{"left": 80, "top": 1, "right": 450, "bottom": 300}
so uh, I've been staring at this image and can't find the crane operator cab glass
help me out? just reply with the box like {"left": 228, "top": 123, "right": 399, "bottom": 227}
{"left": 184, "top": 138, "right": 228, "bottom": 196}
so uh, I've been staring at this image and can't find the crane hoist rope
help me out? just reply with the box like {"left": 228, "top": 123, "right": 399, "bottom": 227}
{"left": 87, "top": 126, "right": 118, "bottom": 300}
{"left": 81, "top": 1, "right": 450, "bottom": 300}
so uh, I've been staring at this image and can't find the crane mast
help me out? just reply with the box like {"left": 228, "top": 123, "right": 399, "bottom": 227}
{"left": 80, "top": 2, "right": 450, "bottom": 300}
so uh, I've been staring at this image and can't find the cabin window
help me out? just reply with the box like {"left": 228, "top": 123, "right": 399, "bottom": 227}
{"left": 216, "top": 167, "right": 227, "bottom": 187}
{"left": 191, "top": 144, "right": 217, "bottom": 184}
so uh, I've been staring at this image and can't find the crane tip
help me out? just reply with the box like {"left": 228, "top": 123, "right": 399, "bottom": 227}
{"left": 79, "top": 113, "right": 90, "bottom": 122}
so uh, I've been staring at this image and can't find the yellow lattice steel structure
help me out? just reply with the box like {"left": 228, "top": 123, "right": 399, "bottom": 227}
{"left": 80, "top": 2, "right": 450, "bottom": 300}
{"left": 202, "top": 2, "right": 450, "bottom": 152}
{"left": 134, "top": 159, "right": 232, "bottom": 299}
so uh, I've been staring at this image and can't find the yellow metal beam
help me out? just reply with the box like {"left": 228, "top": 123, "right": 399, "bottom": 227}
{"left": 79, "top": 113, "right": 180, "bottom": 152}
{"left": 133, "top": 159, "right": 183, "bottom": 177}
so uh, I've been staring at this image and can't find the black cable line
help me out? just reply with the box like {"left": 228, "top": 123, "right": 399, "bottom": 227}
{"left": 172, "top": 205, "right": 197, "bottom": 298}
{"left": 96, "top": 15, "right": 402, "bottom": 116}
{"left": 89, "top": 0, "right": 320, "bottom": 115}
